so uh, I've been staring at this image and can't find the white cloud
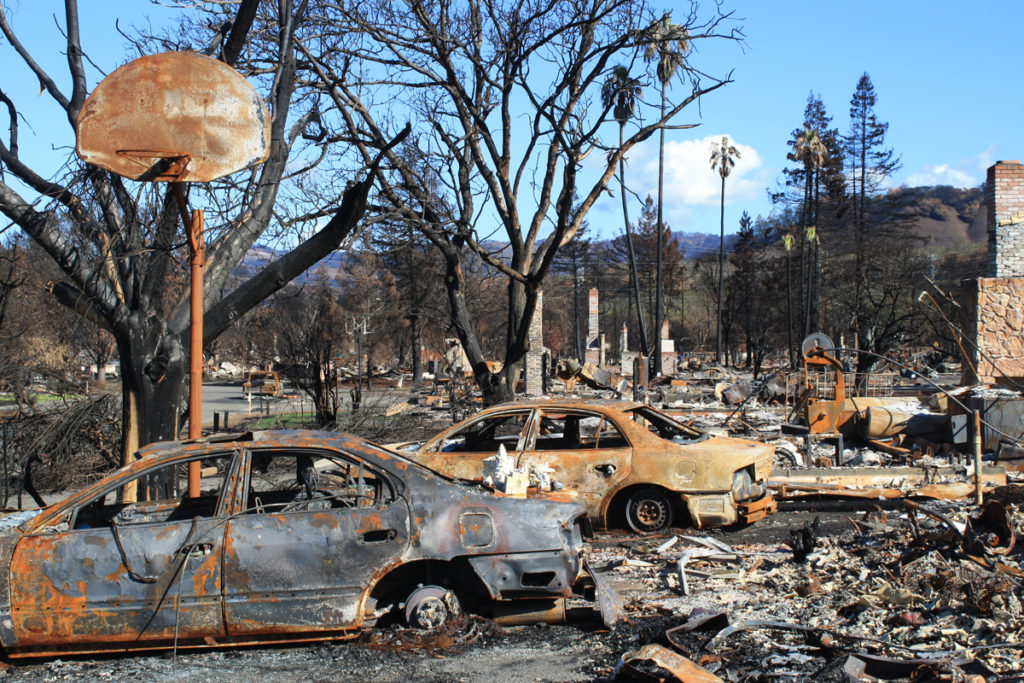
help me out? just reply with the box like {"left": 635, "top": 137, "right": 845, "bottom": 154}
{"left": 905, "top": 163, "right": 977, "bottom": 188}
{"left": 584, "top": 133, "right": 767, "bottom": 231}
{"left": 904, "top": 149, "right": 995, "bottom": 188}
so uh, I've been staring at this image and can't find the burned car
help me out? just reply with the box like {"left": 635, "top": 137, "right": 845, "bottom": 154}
{"left": 0, "top": 430, "right": 587, "bottom": 658}
{"left": 390, "top": 400, "right": 776, "bottom": 533}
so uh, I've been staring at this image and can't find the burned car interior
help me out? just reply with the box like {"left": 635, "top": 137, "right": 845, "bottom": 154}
{"left": 436, "top": 411, "right": 530, "bottom": 453}
{"left": 72, "top": 454, "right": 234, "bottom": 530}
{"left": 67, "top": 449, "right": 395, "bottom": 532}
{"left": 534, "top": 413, "right": 628, "bottom": 451}
{"left": 244, "top": 450, "right": 395, "bottom": 513}
{"left": 625, "top": 406, "right": 710, "bottom": 445}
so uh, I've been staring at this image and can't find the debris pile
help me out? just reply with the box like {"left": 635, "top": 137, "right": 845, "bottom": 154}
{"left": 591, "top": 493, "right": 1024, "bottom": 681}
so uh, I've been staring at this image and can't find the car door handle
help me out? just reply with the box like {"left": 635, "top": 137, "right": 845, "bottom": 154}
{"left": 185, "top": 542, "right": 213, "bottom": 557}
{"left": 360, "top": 529, "right": 397, "bottom": 544}
{"left": 595, "top": 464, "right": 617, "bottom": 477}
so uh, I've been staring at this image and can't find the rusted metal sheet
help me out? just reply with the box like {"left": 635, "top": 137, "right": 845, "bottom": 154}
{"left": 618, "top": 643, "right": 725, "bottom": 682}
{"left": 0, "top": 430, "right": 586, "bottom": 657}
{"left": 857, "top": 406, "right": 947, "bottom": 439}
{"left": 389, "top": 399, "right": 776, "bottom": 532}
{"left": 76, "top": 52, "right": 270, "bottom": 182}
{"left": 805, "top": 396, "right": 911, "bottom": 435}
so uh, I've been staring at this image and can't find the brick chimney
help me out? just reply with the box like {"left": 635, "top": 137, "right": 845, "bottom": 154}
{"left": 964, "top": 160, "right": 1024, "bottom": 385}
{"left": 987, "top": 160, "right": 1024, "bottom": 276}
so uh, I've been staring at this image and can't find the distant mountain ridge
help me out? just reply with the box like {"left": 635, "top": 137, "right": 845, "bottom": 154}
{"left": 237, "top": 185, "right": 986, "bottom": 280}
{"left": 897, "top": 184, "right": 985, "bottom": 250}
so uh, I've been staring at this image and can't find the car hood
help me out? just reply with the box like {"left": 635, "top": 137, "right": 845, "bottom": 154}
{"left": 0, "top": 508, "right": 42, "bottom": 535}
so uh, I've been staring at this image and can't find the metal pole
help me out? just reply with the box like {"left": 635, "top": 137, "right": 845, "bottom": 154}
{"left": 187, "top": 209, "right": 204, "bottom": 497}
{"left": 973, "top": 409, "right": 983, "bottom": 506}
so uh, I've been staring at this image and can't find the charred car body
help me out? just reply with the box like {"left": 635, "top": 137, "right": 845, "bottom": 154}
{"left": 391, "top": 400, "right": 776, "bottom": 532}
{"left": 0, "top": 430, "right": 587, "bottom": 658}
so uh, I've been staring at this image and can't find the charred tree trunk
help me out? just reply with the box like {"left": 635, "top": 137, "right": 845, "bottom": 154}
{"left": 410, "top": 313, "right": 423, "bottom": 388}
{"left": 117, "top": 316, "right": 188, "bottom": 462}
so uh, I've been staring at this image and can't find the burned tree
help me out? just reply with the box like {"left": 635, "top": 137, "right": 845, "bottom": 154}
{"left": 298, "top": 0, "right": 740, "bottom": 403}
{"left": 275, "top": 283, "right": 345, "bottom": 425}
{"left": 0, "top": 1, "right": 408, "bottom": 460}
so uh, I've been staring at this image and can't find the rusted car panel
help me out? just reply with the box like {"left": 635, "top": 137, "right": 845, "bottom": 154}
{"left": 0, "top": 431, "right": 586, "bottom": 657}
{"left": 389, "top": 400, "right": 776, "bottom": 532}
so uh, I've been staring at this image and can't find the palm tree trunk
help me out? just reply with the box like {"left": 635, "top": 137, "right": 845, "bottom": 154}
{"left": 716, "top": 174, "right": 725, "bottom": 365}
{"left": 654, "top": 88, "right": 666, "bottom": 375}
{"left": 619, "top": 126, "right": 648, "bottom": 356}
{"left": 786, "top": 245, "right": 794, "bottom": 365}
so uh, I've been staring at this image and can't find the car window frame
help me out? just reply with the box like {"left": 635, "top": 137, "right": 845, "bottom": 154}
{"left": 50, "top": 450, "right": 244, "bottom": 533}
{"left": 426, "top": 409, "right": 534, "bottom": 454}
{"left": 626, "top": 405, "right": 707, "bottom": 443}
{"left": 528, "top": 409, "right": 632, "bottom": 451}
{"left": 239, "top": 446, "right": 400, "bottom": 516}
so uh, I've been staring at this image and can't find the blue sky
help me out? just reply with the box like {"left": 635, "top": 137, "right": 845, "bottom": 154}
{"left": 3, "top": 1, "right": 1022, "bottom": 248}
{"left": 595, "top": 0, "right": 1024, "bottom": 245}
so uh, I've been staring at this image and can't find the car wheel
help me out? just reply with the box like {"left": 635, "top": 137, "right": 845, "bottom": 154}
{"left": 625, "top": 488, "right": 673, "bottom": 533}
{"left": 403, "top": 584, "right": 460, "bottom": 630}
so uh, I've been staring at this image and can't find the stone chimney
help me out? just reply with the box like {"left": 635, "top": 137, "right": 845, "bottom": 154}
{"left": 524, "top": 289, "right": 544, "bottom": 395}
{"left": 586, "top": 288, "right": 599, "bottom": 346}
{"left": 584, "top": 287, "right": 602, "bottom": 366}
{"left": 987, "top": 160, "right": 1024, "bottom": 276}
{"left": 964, "top": 160, "right": 1024, "bottom": 385}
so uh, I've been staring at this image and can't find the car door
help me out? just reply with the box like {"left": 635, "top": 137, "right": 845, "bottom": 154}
{"left": 413, "top": 410, "right": 533, "bottom": 480}
{"left": 517, "top": 409, "right": 632, "bottom": 515}
{"left": 8, "top": 451, "right": 239, "bottom": 649}
{"left": 221, "top": 448, "right": 411, "bottom": 635}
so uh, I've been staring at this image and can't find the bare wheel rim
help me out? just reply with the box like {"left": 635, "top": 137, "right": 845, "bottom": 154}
{"left": 626, "top": 488, "right": 673, "bottom": 533}
{"left": 404, "top": 585, "right": 459, "bottom": 630}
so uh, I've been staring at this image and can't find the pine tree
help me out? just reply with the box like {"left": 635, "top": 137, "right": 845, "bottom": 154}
{"left": 844, "top": 73, "right": 901, "bottom": 376}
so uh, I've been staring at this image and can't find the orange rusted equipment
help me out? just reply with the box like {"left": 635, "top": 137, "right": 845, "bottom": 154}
{"left": 800, "top": 333, "right": 849, "bottom": 434}
{"left": 76, "top": 52, "right": 270, "bottom": 496}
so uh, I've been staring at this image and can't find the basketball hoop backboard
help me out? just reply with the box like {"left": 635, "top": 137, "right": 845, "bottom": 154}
{"left": 76, "top": 51, "right": 270, "bottom": 182}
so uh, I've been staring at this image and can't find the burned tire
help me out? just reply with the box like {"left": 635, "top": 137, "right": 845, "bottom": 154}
{"left": 403, "top": 584, "right": 460, "bottom": 630}
{"left": 625, "top": 487, "right": 673, "bottom": 533}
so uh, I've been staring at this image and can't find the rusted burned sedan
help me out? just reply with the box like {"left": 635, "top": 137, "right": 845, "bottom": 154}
{"left": 391, "top": 400, "right": 776, "bottom": 533}
{"left": 0, "top": 430, "right": 587, "bottom": 658}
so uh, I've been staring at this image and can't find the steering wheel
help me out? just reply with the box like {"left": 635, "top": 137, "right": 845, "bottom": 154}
{"left": 114, "top": 504, "right": 137, "bottom": 525}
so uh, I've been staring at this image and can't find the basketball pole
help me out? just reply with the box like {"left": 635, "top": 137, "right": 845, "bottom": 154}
{"left": 174, "top": 184, "right": 204, "bottom": 499}
{"left": 74, "top": 52, "right": 272, "bottom": 499}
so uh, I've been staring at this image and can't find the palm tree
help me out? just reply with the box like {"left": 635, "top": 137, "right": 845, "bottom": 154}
{"left": 601, "top": 65, "right": 648, "bottom": 357}
{"left": 793, "top": 124, "right": 827, "bottom": 334}
{"left": 644, "top": 13, "right": 689, "bottom": 375}
{"left": 781, "top": 231, "right": 795, "bottom": 364}
{"left": 709, "top": 136, "right": 740, "bottom": 365}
